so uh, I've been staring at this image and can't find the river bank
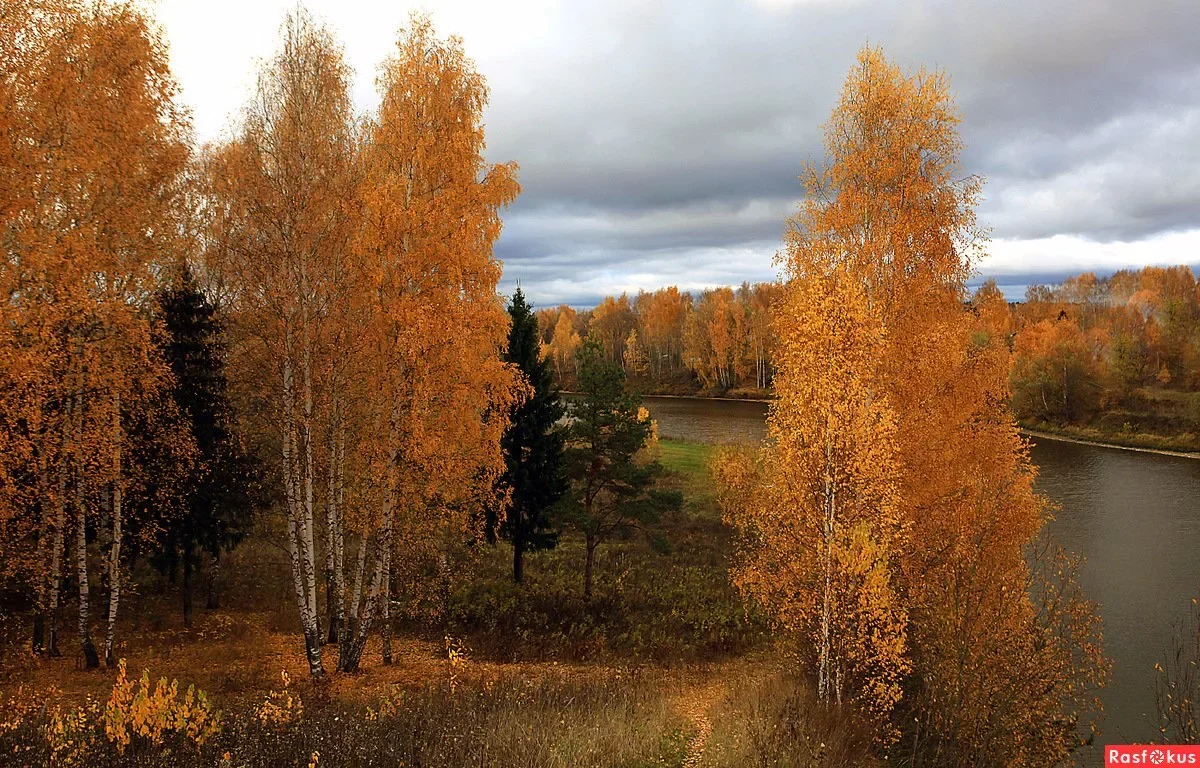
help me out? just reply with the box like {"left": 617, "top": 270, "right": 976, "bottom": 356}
{"left": 634, "top": 391, "right": 1200, "bottom": 457}
{"left": 1018, "top": 422, "right": 1200, "bottom": 458}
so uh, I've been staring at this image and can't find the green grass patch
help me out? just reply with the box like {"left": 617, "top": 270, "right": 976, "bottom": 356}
{"left": 658, "top": 439, "right": 716, "bottom": 480}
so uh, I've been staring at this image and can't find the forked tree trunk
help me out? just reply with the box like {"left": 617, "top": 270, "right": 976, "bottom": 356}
{"left": 104, "top": 395, "right": 123, "bottom": 667}
{"left": 281, "top": 349, "right": 326, "bottom": 680}
{"left": 339, "top": 475, "right": 395, "bottom": 673}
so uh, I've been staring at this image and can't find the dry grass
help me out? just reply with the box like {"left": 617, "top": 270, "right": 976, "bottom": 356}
{"left": 701, "top": 667, "right": 880, "bottom": 768}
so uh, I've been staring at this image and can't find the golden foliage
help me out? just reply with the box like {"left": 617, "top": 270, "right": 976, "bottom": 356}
{"left": 256, "top": 670, "right": 304, "bottom": 726}
{"left": 716, "top": 265, "right": 908, "bottom": 737}
{"left": 43, "top": 660, "right": 219, "bottom": 764}
{"left": 719, "top": 46, "right": 1107, "bottom": 764}
{"left": 103, "top": 659, "right": 221, "bottom": 753}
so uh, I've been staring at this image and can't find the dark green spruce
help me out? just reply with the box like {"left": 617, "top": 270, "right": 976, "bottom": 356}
{"left": 495, "top": 288, "right": 568, "bottom": 584}
{"left": 152, "top": 268, "right": 260, "bottom": 625}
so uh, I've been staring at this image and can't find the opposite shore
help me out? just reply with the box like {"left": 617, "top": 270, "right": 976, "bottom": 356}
{"left": 621, "top": 391, "right": 1200, "bottom": 459}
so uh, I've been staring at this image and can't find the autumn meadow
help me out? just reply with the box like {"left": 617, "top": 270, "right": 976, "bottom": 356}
{"left": 2, "top": 1, "right": 1199, "bottom": 766}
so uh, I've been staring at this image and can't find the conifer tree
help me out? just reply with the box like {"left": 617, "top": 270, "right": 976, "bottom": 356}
{"left": 562, "top": 340, "right": 680, "bottom": 600}
{"left": 153, "top": 269, "right": 259, "bottom": 626}
{"left": 495, "top": 288, "right": 566, "bottom": 583}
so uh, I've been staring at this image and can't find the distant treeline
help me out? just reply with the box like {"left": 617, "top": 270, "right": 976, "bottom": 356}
{"left": 541, "top": 266, "right": 1200, "bottom": 422}
{"left": 536, "top": 283, "right": 780, "bottom": 396}
{"left": 996, "top": 267, "right": 1200, "bottom": 416}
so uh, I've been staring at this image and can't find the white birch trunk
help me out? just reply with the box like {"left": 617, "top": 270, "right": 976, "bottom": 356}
{"left": 325, "top": 395, "right": 346, "bottom": 643}
{"left": 282, "top": 346, "right": 326, "bottom": 678}
{"left": 818, "top": 426, "right": 835, "bottom": 701}
{"left": 300, "top": 325, "right": 319, "bottom": 633}
{"left": 104, "top": 393, "right": 122, "bottom": 667}
{"left": 74, "top": 398, "right": 98, "bottom": 668}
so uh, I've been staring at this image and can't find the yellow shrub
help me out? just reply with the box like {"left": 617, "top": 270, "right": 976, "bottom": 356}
{"left": 256, "top": 670, "right": 303, "bottom": 726}
{"left": 102, "top": 659, "right": 221, "bottom": 755}
{"left": 46, "top": 697, "right": 101, "bottom": 767}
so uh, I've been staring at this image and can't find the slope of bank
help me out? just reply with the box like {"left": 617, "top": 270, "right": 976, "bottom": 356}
{"left": 1019, "top": 423, "right": 1200, "bottom": 459}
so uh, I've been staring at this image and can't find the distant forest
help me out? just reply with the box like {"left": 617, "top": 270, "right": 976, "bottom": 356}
{"left": 542, "top": 266, "right": 1200, "bottom": 439}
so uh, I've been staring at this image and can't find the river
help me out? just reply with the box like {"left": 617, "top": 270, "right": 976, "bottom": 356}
{"left": 641, "top": 395, "right": 1200, "bottom": 747}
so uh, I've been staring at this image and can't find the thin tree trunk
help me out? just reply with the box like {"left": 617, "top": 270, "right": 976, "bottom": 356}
{"left": 104, "top": 393, "right": 122, "bottom": 667}
{"left": 584, "top": 535, "right": 596, "bottom": 601}
{"left": 206, "top": 550, "right": 220, "bottom": 610}
{"left": 34, "top": 434, "right": 62, "bottom": 655}
{"left": 75, "top": 449, "right": 99, "bottom": 669}
{"left": 325, "top": 396, "right": 345, "bottom": 644}
{"left": 349, "top": 535, "right": 367, "bottom": 620}
{"left": 300, "top": 341, "right": 319, "bottom": 632}
{"left": 381, "top": 549, "right": 392, "bottom": 665}
{"left": 45, "top": 436, "right": 69, "bottom": 658}
{"left": 513, "top": 538, "right": 525, "bottom": 584}
{"left": 818, "top": 430, "right": 835, "bottom": 702}
{"left": 33, "top": 448, "right": 50, "bottom": 654}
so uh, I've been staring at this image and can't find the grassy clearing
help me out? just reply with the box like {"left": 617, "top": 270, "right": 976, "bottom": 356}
{"left": 447, "top": 438, "right": 766, "bottom": 662}
{"left": 0, "top": 435, "right": 872, "bottom": 767}
{"left": 657, "top": 439, "right": 716, "bottom": 482}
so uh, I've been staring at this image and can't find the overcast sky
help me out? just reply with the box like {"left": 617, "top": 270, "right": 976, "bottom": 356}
{"left": 157, "top": 0, "right": 1200, "bottom": 306}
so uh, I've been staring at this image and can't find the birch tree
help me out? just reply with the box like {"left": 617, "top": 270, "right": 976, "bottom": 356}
{"left": 204, "top": 8, "right": 359, "bottom": 680}
{"left": 715, "top": 266, "right": 908, "bottom": 729}
{"left": 0, "top": 0, "right": 190, "bottom": 667}
{"left": 337, "top": 13, "right": 520, "bottom": 672}
{"left": 718, "top": 47, "right": 1107, "bottom": 762}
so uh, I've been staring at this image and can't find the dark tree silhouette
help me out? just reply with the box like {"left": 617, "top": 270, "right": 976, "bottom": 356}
{"left": 153, "top": 269, "right": 260, "bottom": 625}
{"left": 494, "top": 288, "right": 567, "bottom": 583}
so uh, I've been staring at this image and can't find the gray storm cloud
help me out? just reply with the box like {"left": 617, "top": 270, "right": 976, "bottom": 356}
{"left": 472, "top": 0, "right": 1200, "bottom": 305}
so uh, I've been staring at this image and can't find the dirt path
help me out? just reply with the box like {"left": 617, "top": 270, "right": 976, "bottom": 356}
{"left": 674, "top": 677, "right": 727, "bottom": 767}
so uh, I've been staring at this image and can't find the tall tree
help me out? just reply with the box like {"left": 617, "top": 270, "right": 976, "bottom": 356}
{"left": 494, "top": 288, "right": 566, "bottom": 583}
{"left": 335, "top": 13, "right": 520, "bottom": 673}
{"left": 153, "top": 269, "right": 259, "bottom": 627}
{"left": 718, "top": 47, "right": 1107, "bottom": 763}
{"left": 715, "top": 265, "right": 909, "bottom": 729}
{"left": 561, "top": 340, "right": 680, "bottom": 600}
{"left": 203, "top": 7, "right": 359, "bottom": 680}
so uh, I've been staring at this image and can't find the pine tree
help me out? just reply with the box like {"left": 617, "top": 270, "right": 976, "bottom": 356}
{"left": 495, "top": 288, "right": 567, "bottom": 583}
{"left": 154, "top": 269, "right": 259, "bottom": 626}
{"left": 561, "top": 340, "right": 680, "bottom": 600}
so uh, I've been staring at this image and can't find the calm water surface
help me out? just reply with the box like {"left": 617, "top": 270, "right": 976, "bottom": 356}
{"left": 643, "top": 395, "right": 1200, "bottom": 748}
